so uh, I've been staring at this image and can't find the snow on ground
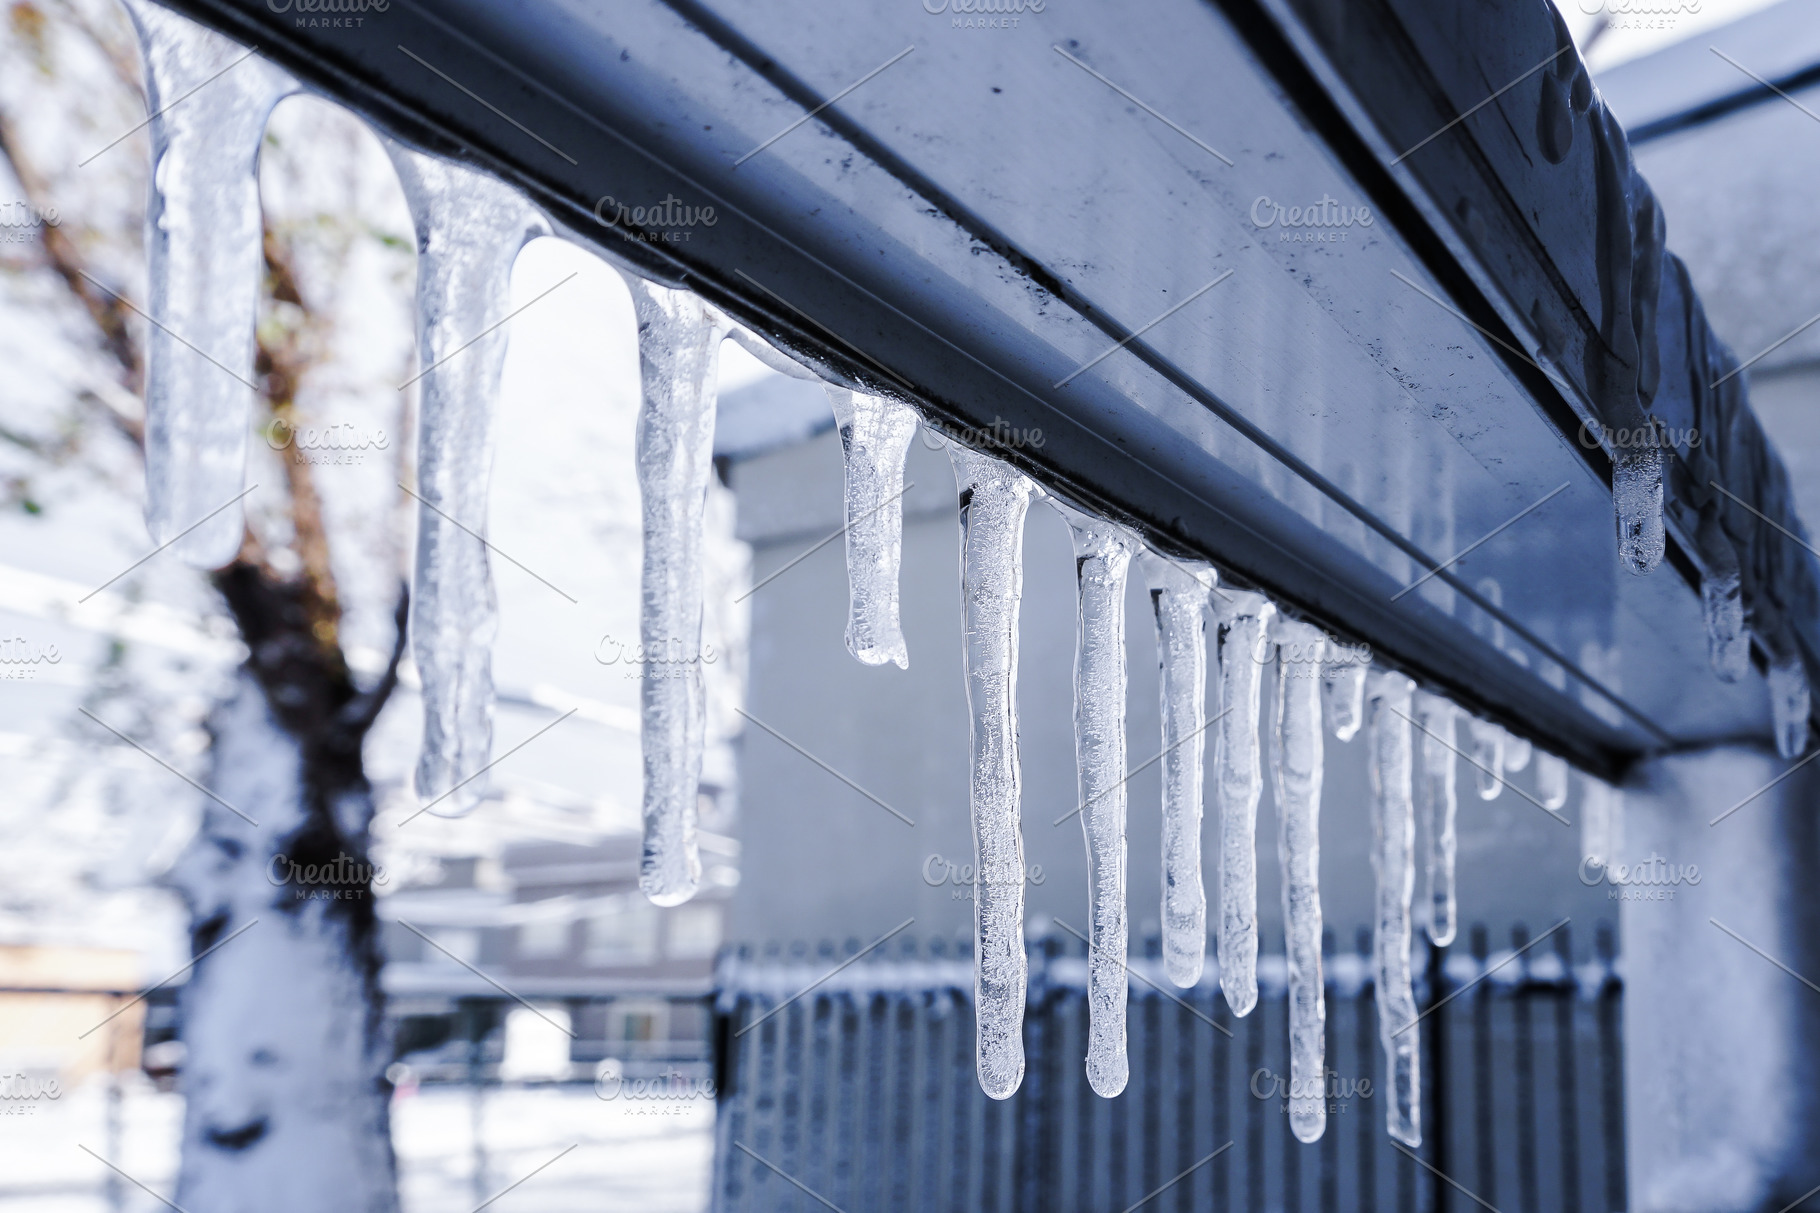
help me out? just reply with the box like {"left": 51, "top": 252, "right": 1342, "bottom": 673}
{"left": 0, "top": 1076, "right": 713, "bottom": 1213}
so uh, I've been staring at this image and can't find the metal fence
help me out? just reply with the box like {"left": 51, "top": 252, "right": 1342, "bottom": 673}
{"left": 710, "top": 923, "right": 1624, "bottom": 1213}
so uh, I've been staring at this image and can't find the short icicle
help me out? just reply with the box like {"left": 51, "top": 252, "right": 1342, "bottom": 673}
{"left": 124, "top": 0, "right": 296, "bottom": 566}
{"left": 625, "top": 277, "right": 732, "bottom": 905}
{"left": 1138, "top": 550, "right": 1217, "bottom": 988}
{"left": 950, "top": 445, "right": 1042, "bottom": 1099}
{"left": 1467, "top": 716, "right": 1505, "bottom": 800}
{"left": 826, "top": 387, "right": 919, "bottom": 668}
{"left": 1614, "top": 445, "right": 1666, "bottom": 575}
{"left": 1215, "top": 588, "right": 1276, "bottom": 1018}
{"left": 1053, "top": 500, "right": 1136, "bottom": 1098}
{"left": 1413, "top": 691, "right": 1458, "bottom": 948}
{"left": 1769, "top": 655, "right": 1812, "bottom": 759}
{"left": 1321, "top": 659, "right": 1367, "bottom": 742}
{"left": 389, "top": 145, "right": 548, "bottom": 817}
{"left": 1582, "top": 776, "right": 1624, "bottom": 866}
{"left": 1536, "top": 751, "right": 1571, "bottom": 812}
{"left": 1273, "top": 618, "right": 1326, "bottom": 1144}
{"left": 1368, "top": 670, "right": 1421, "bottom": 1147}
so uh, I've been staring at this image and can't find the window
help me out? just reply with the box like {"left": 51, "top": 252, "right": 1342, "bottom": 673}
{"left": 517, "top": 916, "right": 571, "bottom": 960}
{"left": 584, "top": 906, "right": 659, "bottom": 965}
{"left": 667, "top": 904, "right": 723, "bottom": 959}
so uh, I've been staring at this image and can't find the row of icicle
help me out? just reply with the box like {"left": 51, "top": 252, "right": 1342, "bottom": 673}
{"left": 123, "top": 2, "right": 1703, "bottom": 1151}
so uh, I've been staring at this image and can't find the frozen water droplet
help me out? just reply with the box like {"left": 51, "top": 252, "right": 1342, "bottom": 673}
{"left": 1769, "top": 654, "right": 1812, "bottom": 759}
{"left": 1053, "top": 500, "right": 1136, "bottom": 1097}
{"left": 1467, "top": 717, "right": 1505, "bottom": 800}
{"left": 1503, "top": 732, "right": 1533, "bottom": 772}
{"left": 950, "top": 445, "right": 1041, "bottom": 1099}
{"left": 1613, "top": 444, "right": 1665, "bottom": 575}
{"left": 124, "top": 1, "right": 295, "bottom": 567}
{"left": 1273, "top": 618, "right": 1326, "bottom": 1143}
{"left": 625, "top": 277, "right": 733, "bottom": 904}
{"left": 826, "top": 388, "right": 918, "bottom": 669}
{"left": 1414, "top": 691, "right": 1458, "bottom": 947}
{"left": 389, "top": 144, "right": 548, "bottom": 817}
{"left": 1368, "top": 671, "right": 1421, "bottom": 1148}
{"left": 1138, "top": 551, "right": 1217, "bottom": 989}
{"left": 1321, "top": 660, "right": 1366, "bottom": 742}
{"left": 1215, "top": 589, "right": 1275, "bottom": 1018}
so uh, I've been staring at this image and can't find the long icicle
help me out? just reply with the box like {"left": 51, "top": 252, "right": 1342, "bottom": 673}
{"left": 826, "top": 388, "right": 919, "bottom": 668}
{"left": 123, "top": 0, "right": 295, "bottom": 567}
{"left": 625, "top": 278, "right": 730, "bottom": 905}
{"left": 1273, "top": 618, "right": 1326, "bottom": 1144}
{"left": 1414, "top": 691, "right": 1458, "bottom": 948}
{"left": 1215, "top": 589, "right": 1275, "bottom": 1018}
{"left": 1368, "top": 670, "right": 1421, "bottom": 1148}
{"left": 1321, "top": 659, "right": 1367, "bottom": 742}
{"left": 1138, "top": 550, "right": 1217, "bottom": 988}
{"left": 1053, "top": 501, "right": 1136, "bottom": 1098}
{"left": 389, "top": 145, "right": 547, "bottom": 817}
{"left": 950, "top": 446, "right": 1041, "bottom": 1099}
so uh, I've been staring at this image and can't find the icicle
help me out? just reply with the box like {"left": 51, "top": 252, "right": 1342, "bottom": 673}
{"left": 1367, "top": 671, "right": 1421, "bottom": 1148}
{"left": 1698, "top": 513, "right": 1749, "bottom": 681}
{"left": 1321, "top": 659, "right": 1367, "bottom": 742}
{"left": 123, "top": 1, "right": 294, "bottom": 567}
{"left": 1215, "top": 589, "right": 1275, "bottom": 1018}
{"left": 1467, "top": 717, "right": 1505, "bottom": 800}
{"left": 1536, "top": 751, "right": 1570, "bottom": 812}
{"left": 624, "top": 278, "right": 732, "bottom": 904}
{"left": 1413, "top": 691, "right": 1458, "bottom": 948}
{"left": 950, "top": 445, "right": 1041, "bottom": 1099}
{"left": 826, "top": 388, "right": 919, "bottom": 668}
{"left": 1053, "top": 501, "right": 1136, "bottom": 1098}
{"left": 1138, "top": 551, "right": 1217, "bottom": 988}
{"left": 1613, "top": 445, "right": 1665, "bottom": 575}
{"left": 1273, "top": 618, "right": 1326, "bottom": 1144}
{"left": 1582, "top": 777, "right": 1623, "bottom": 866}
{"left": 1503, "top": 731, "right": 1533, "bottom": 772}
{"left": 1769, "top": 654, "right": 1811, "bottom": 759}
{"left": 389, "top": 145, "right": 548, "bottom": 817}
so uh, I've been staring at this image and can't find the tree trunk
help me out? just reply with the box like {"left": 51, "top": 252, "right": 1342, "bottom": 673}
{"left": 166, "top": 569, "right": 403, "bottom": 1212}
